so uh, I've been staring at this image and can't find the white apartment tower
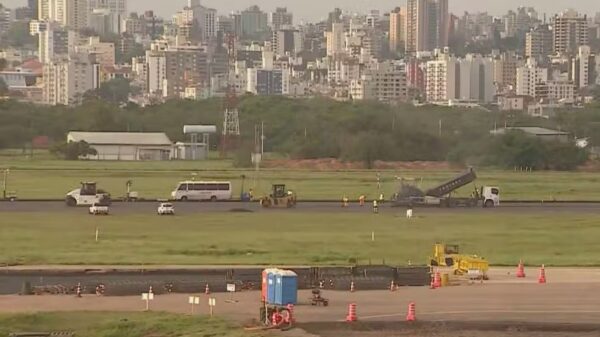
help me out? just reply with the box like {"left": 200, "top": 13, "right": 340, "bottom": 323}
{"left": 553, "top": 9, "right": 588, "bottom": 54}
{"left": 516, "top": 58, "right": 548, "bottom": 98}
{"left": 426, "top": 51, "right": 457, "bottom": 102}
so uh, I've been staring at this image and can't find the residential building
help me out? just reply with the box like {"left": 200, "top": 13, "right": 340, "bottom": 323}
{"left": 350, "top": 61, "right": 407, "bottom": 104}
{"left": 88, "top": 0, "right": 127, "bottom": 18}
{"left": 241, "top": 5, "right": 268, "bottom": 37}
{"left": 76, "top": 36, "right": 115, "bottom": 67}
{"left": 516, "top": 58, "right": 548, "bottom": 98}
{"left": 247, "top": 68, "right": 289, "bottom": 95}
{"left": 553, "top": 9, "right": 588, "bottom": 54}
{"left": 326, "top": 22, "right": 344, "bottom": 57}
{"left": 406, "top": 0, "right": 448, "bottom": 53}
{"left": 525, "top": 25, "right": 552, "bottom": 60}
{"left": 38, "top": 27, "right": 77, "bottom": 62}
{"left": 571, "top": 45, "right": 596, "bottom": 89}
{"left": 43, "top": 52, "right": 99, "bottom": 105}
{"left": 29, "top": 20, "right": 49, "bottom": 35}
{"left": 0, "top": 5, "right": 13, "bottom": 33}
{"left": 272, "top": 28, "right": 302, "bottom": 57}
{"left": 426, "top": 51, "right": 457, "bottom": 102}
{"left": 493, "top": 52, "right": 519, "bottom": 91}
{"left": 269, "top": 7, "right": 292, "bottom": 30}
{"left": 163, "top": 45, "right": 208, "bottom": 98}
{"left": 89, "top": 8, "right": 120, "bottom": 35}
{"left": 546, "top": 80, "right": 575, "bottom": 103}
{"left": 28, "top": 0, "right": 39, "bottom": 20}
{"left": 457, "top": 54, "right": 495, "bottom": 103}
{"left": 328, "top": 58, "right": 360, "bottom": 86}
{"left": 389, "top": 7, "right": 406, "bottom": 54}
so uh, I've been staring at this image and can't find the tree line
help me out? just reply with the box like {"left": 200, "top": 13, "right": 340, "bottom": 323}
{"left": 0, "top": 96, "right": 595, "bottom": 170}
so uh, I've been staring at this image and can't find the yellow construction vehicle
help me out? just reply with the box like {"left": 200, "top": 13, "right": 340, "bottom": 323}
{"left": 260, "top": 184, "right": 297, "bottom": 208}
{"left": 430, "top": 243, "right": 489, "bottom": 279}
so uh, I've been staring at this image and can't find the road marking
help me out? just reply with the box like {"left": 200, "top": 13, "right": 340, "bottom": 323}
{"left": 361, "top": 310, "right": 600, "bottom": 320}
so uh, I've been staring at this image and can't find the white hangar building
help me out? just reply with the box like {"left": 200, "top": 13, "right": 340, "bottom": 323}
{"left": 67, "top": 132, "right": 173, "bottom": 161}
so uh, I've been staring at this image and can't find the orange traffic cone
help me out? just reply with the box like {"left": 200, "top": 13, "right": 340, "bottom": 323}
{"left": 516, "top": 260, "right": 526, "bottom": 278}
{"left": 345, "top": 303, "right": 357, "bottom": 322}
{"left": 406, "top": 302, "right": 416, "bottom": 322}
{"left": 76, "top": 283, "right": 82, "bottom": 297}
{"left": 205, "top": 283, "right": 210, "bottom": 295}
{"left": 433, "top": 272, "right": 442, "bottom": 288}
{"left": 538, "top": 265, "right": 546, "bottom": 284}
{"left": 429, "top": 274, "right": 436, "bottom": 289}
{"left": 350, "top": 281, "right": 355, "bottom": 293}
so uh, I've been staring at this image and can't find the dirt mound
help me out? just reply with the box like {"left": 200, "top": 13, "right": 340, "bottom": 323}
{"left": 263, "top": 159, "right": 455, "bottom": 171}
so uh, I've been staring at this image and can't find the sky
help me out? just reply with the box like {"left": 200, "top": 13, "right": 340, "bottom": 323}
{"left": 3, "top": 0, "right": 599, "bottom": 22}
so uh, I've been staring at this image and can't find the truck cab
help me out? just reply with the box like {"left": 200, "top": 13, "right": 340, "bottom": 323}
{"left": 481, "top": 186, "right": 500, "bottom": 208}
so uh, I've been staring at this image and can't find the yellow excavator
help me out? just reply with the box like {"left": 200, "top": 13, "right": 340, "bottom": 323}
{"left": 260, "top": 184, "right": 297, "bottom": 208}
{"left": 430, "top": 243, "right": 489, "bottom": 279}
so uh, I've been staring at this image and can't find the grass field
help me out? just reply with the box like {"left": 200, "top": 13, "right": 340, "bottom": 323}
{"left": 0, "top": 312, "right": 265, "bottom": 337}
{"left": 2, "top": 156, "right": 600, "bottom": 201}
{"left": 0, "top": 211, "right": 595, "bottom": 266}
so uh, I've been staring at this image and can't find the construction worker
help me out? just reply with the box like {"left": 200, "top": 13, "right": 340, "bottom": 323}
{"left": 373, "top": 200, "right": 379, "bottom": 214}
{"left": 379, "top": 193, "right": 385, "bottom": 203}
{"left": 342, "top": 195, "right": 349, "bottom": 208}
{"left": 359, "top": 195, "right": 365, "bottom": 206}
{"left": 249, "top": 189, "right": 254, "bottom": 201}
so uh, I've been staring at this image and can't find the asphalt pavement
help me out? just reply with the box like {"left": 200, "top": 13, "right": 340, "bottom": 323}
{"left": 2, "top": 201, "right": 600, "bottom": 214}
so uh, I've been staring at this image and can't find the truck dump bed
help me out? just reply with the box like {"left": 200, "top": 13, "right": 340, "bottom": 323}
{"left": 425, "top": 168, "right": 477, "bottom": 198}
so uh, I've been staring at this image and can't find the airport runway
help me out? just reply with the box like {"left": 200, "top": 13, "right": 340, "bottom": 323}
{"left": 2, "top": 201, "right": 600, "bottom": 214}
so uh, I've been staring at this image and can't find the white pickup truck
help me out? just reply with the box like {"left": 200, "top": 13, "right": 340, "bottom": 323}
{"left": 89, "top": 203, "right": 109, "bottom": 215}
{"left": 157, "top": 203, "right": 175, "bottom": 215}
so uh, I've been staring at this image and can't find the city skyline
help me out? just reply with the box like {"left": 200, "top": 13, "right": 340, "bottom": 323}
{"left": 2, "top": 0, "right": 599, "bottom": 21}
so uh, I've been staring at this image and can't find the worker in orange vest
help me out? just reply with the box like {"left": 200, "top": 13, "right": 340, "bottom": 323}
{"left": 359, "top": 195, "right": 365, "bottom": 206}
{"left": 373, "top": 200, "right": 379, "bottom": 214}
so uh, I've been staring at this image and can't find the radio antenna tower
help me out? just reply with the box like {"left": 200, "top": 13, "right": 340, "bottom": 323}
{"left": 221, "top": 33, "right": 240, "bottom": 157}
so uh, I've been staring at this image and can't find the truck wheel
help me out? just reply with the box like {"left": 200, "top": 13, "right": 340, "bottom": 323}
{"left": 66, "top": 197, "right": 76, "bottom": 207}
{"left": 484, "top": 200, "right": 494, "bottom": 208}
{"left": 180, "top": 196, "right": 188, "bottom": 202}
{"left": 210, "top": 196, "right": 217, "bottom": 202}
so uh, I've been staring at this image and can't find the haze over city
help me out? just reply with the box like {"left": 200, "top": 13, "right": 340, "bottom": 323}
{"left": 1, "top": 0, "right": 599, "bottom": 20}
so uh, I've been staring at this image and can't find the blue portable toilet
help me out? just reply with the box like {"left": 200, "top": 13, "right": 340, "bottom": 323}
{"left": 274, "top": 270, "right": 297, "bottom": 305}
{"left": 266, "top": 269, "right": 279, "bottom": 304}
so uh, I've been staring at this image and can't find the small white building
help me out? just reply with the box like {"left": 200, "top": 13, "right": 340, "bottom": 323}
{"left": 67, "top": 132, "right": 173, "bottom": 161}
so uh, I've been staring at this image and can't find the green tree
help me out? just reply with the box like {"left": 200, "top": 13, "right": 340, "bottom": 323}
{"left": 86, "top": 78, "right": 131, "bottom": 105}
{"left": 51, "top": 141, "right": 98, "bottom": 160}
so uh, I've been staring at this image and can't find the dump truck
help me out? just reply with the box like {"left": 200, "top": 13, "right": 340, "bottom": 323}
{"left": 65, "top": 182, "right": 111, "bottom": 207}
{"left": 260, "top": 184, "right": 297, "bottom": 208}
{"left": 392, "top": 168, "right": 500, "bottom": 208}
{"left": 430, "top": 243, "right": 489, "bottom": 279}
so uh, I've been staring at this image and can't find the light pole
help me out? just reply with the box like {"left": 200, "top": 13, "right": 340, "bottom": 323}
{"left": 2, "top": 169, "right": 8, "bottom": 200}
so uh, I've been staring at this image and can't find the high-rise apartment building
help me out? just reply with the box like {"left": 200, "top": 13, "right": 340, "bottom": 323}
{"left": 269, "top": 7, "right": 292, "bottom": 30}
{"left": 240, "top": 5, "right": 268, "bottom": 37}
{"left": 43, "top": 52, "right": 99, "bottom": 105}
{"left": 163, "top": 45, "right": 208, "bottom": 98}
{"left": 272, "top": 28, "right": 302, "bottom": 57}
{"left": 88, "top": 0, "right": 127, "bottom": 18}
{"left": 389, "top": 7, "right": 406, "bottom": 54}
{"left": 553, "top": 9, "right": 588, "bottom": 54}
{"left": 39, "top": 0, "right": 88, "bottom": 30}
{"left": 571, "top": 46, "right": 596, "bottom": 89}
{"left": 406, "top": 0, "right": 448, "bottom": 53}
{"left": 326, "top": 22, "right": 344, "bottom": 57}
{"left": 38, "top": 26, "right": 77, "bottom": 62}
{"left": 525, "top": 25, "right": 552, "bottom": 60}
